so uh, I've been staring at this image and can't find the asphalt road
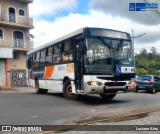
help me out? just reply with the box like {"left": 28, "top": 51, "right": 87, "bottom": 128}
{"left": 0, "top": 87, "right": 160, "bottom": 133}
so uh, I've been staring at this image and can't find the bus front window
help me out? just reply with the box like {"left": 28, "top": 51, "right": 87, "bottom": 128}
{"left": 84, "top": 38, "right": 133, "bottom": 74}
{"left": 113, "top": 41, "right": 133, "bottom": 66}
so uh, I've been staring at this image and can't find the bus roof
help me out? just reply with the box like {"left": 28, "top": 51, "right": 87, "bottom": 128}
{"left": 27, "top": 27, "right": 85, "bottom": 55}
{"left": 27, "top": 27, "right": 129, "bottom": 55}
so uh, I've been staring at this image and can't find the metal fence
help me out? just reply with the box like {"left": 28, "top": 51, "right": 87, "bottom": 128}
{"left": 0, "top": 37, "right": 34, "bottom": 49}
{"left": 0, "top": 10, "right": 33, "bottom": 27}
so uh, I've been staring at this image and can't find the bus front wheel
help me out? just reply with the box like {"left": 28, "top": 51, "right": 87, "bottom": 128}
{"left": 63, "top": 80, "right": 79, "bottom": 100}
{"left": 100, "top": 94, "right": 116, "bottom": 100}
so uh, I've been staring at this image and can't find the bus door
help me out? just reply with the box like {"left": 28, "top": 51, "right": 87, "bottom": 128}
{"left": 75, "top": 40, "right": 86, "bottom": 91}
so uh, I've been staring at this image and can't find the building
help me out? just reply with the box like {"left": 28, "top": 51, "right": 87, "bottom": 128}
{"left": 0, "top": 0, "right": 34, "bottom": 88}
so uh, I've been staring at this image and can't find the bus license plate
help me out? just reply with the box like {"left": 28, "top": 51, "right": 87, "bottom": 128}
{"left": 128, "top": 86, "right": 135, "bottom": 89}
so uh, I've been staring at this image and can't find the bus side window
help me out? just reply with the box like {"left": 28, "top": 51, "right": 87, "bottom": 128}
{"left": 27, "top": 55, "right": 33, "bottom": 69}
{"left": 46, "top": 46, "right": 53, "bottom": 65}
{"left": 40, "top": 49, "right": 46, "bottom": 67}
{"left": 35, "top": 51, "right": 40, "bottom": 67}
{"left": 53, "top": 44, "right": 61, "bottom": 63}
{"left": 62, "top": 40, "right": 73, "bottom": 62}
{"left": 33, "top": 53, "right": 36, "bottom": 67}
{"left": 31, "top": 56, "right": 34, "bottom": 68}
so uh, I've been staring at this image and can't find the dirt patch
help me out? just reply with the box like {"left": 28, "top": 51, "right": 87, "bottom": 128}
{"left": 0, "top": 88, "right": 18, "bottom": 91}
{"left": 75, "top": 112, "right": 149, "bottom": 124}
{"left": 53, "top": 112, "right": 150, "bottom": 133}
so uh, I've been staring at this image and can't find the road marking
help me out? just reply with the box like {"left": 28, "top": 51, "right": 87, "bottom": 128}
{"left": 40, "top": 108, "right": 158, "bottom": 133}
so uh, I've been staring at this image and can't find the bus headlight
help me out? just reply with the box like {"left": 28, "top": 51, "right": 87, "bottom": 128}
{"left": 128, "top": 80, "right": 135, "bottom": 85}
{"left": 87, "top": 81, "right": 102, "bottom": 86}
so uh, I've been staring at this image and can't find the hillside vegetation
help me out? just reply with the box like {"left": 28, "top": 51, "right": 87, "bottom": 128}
{"left": 135, "top": 47, "right": 160, "bottom": 76}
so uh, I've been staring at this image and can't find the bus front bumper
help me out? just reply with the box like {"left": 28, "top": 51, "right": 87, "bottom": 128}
{"left": 84, "top": 83, "right": 136, "bottom": 94}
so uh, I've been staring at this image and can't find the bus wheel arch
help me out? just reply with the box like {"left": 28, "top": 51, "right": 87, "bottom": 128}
{"left": 35, "top": 78, "right": 47, "bottom": 94}
{"left": 63, "top": 76, "right": 70, "bottom": 84}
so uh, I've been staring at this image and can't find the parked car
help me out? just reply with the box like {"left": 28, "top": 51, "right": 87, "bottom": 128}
{"left": 136, "top": 75, "right": 160, "bottom": 94}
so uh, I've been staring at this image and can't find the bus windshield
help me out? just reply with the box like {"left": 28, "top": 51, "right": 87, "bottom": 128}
{"left": 84, "top": 37, "right": 133, "bottom": 74}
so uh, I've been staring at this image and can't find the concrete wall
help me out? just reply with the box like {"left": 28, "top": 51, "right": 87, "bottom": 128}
{"left": 0, "top": 0, "right": 33, "bottom": 87}
{"left": 0, "top": 25, "right": 30, "bottom": 48}
{"left": 7, "top": 51, "right": 27, "bottom": 87}
{"left": 0, "top": 59, "right": 6, "bottom": 86}
{"left": 8, "top": 51, "right": 27, "bottom": 70}
{"left": 0, "top": 0, "right": 29, "bottom": 22}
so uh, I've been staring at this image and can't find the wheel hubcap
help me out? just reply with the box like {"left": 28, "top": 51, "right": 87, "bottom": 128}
{"left": 66, "top": 85, "right": 72, "bottom": 95}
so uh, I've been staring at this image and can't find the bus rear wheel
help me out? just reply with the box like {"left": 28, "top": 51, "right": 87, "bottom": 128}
{"left": 35, "top": 80, "right": 48, "bottom": 94}
{"left": 100, "top": 94, "right": 116, "bottom": 100}
{"left": 63, "top": 80, "right": 79, "bottom": 100}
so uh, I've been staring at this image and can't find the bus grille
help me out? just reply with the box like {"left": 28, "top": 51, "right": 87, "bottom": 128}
{"left": 105, "top": 82, "right": 126, "bottom": 86}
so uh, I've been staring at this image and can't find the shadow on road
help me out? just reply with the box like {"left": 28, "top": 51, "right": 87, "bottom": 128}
{"left": 135, "top": 90, "right": 160, "bottom": 95}
{"left": 76, "top": 94, "right": 131, "bottom": 105}
{"left": 31, "top": 92, "right": 131, "bottom": 105}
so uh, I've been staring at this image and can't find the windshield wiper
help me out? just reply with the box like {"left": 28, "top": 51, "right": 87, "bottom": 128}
{"left": 117, "top": 40, "right": 123, "bottom": 52}
{"left": 97, "top": 37, "right": 111, "bottom": 49}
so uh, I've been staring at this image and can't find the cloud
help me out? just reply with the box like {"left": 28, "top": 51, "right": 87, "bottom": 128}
{"left": 29, "top": 0, "right": 77, "bottom": 17}
{"left": 29, "top": 0, "right": 160, "bottom": 53}
{"left": 134, "top": 30, "right": 160, "bottom": 44}
{"left": 134, "top": 40, "right": 160, "bottom": 53}
{"left": 131, "top": 23, "right": 160, "bottom": 43}
{"left": 90, "top": 0, "right": 160, "bottom": 25}
{"left": 30, "top": 10, "right": 160, "bottom": 53}
{"left": 31, "top": 10, "right": 132, "bottom": 47}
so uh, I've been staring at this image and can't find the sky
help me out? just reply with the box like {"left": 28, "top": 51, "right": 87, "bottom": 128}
{"left": 29, "top": 0, "right": 160, "bottom": 53}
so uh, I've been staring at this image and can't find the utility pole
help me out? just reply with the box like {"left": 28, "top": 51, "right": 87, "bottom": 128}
{"left": 131, "top": 30, "right": 147, "bottom": 74}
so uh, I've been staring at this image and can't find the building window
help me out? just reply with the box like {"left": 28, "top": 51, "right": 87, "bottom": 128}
{"left": 13, "top": 31, "right": 24, "bottom": 48}
{"left": 19, "top": 9, "right": 25, "bottom": 16}
{"left": 9, "top": 7, "right": 16, "bottom": 22}
{"left": 13, "top": 51, "right": 19, "bottom": 59}
{"left": 0, "top": 29, "right": 3, "bottom": 39}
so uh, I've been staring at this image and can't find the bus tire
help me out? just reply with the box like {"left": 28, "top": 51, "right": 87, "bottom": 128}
{"left": 63, "top": 80, "right": 79, "bottom": 100}
{"left": 42, "top": 89, "right": 48, "bottom": 94}
{"left": 100, "top": 94, "right": 116, "bottom": 100}
{"left": 35, "top": 80, "right": 44, "bottom": 94}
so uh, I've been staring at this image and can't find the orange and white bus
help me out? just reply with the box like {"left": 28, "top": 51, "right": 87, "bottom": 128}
{"left": 27, "top": 27, "right": 136, "bottom": 100}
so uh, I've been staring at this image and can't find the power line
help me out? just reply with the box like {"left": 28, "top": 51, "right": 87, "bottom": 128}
{"left": 136, "top": 0, "right": 160, "bottom": 24}
{"left": 143, "top": 0, "right": 160, "bottom": 18}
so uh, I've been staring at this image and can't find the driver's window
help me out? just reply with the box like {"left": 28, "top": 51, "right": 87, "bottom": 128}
{"left": 62, "top": 40, "right": 73, "bottom": 62}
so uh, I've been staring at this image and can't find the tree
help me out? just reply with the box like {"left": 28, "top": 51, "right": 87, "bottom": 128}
{"left": 139, "top": 48, "right": 148, "bottom": 59}
{"left": 135, "top": 47, "right": 160, "bottom": 75}
{"left": 150, "top": 47, "right": 158, "bottom": 60}
{"left": 150, "top": 47, "right": 158, "bottom": 55}
{"left": 136, "top": 68, "right": 147, "bottom": 75}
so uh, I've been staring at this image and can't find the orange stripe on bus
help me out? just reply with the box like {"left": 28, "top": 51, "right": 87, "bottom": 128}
{"left": 43, "top": 65, "right": 54, "bottom": 79}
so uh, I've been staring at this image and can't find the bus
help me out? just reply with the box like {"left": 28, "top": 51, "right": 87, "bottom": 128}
{"left": 27, "top": 27, "right": 136, "bottom": 100}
